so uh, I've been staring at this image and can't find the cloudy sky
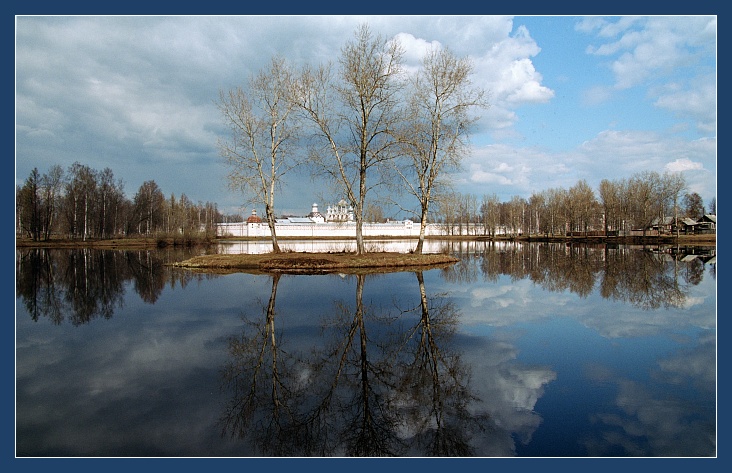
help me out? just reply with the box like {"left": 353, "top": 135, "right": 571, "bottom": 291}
{"left": 15, "top": 14, "right": 717, "bottom": 218}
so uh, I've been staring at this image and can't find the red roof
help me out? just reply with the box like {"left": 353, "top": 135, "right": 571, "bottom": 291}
{"left": 246, "top": 210, "right": 262, "bottom": 223}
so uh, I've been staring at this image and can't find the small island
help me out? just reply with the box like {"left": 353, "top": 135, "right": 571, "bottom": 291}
{"left": 171, "top": 251, "right": 459, "bottom": 275}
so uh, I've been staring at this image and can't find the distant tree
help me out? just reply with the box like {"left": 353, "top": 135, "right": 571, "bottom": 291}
{"left": 17, "top": 168, "right": 42, "bottom": 240}
{"left": 296, "top": 23, "right": 405, "bottom": 254}
{"left": 567, "top": 180, "right": 598, "bottom": 236}
{"left": 218, "top": 56, "right": 300, "bottom": 253}
{"left": 364, "top": 203, "right": 385, "bottom": 223}
{"left": 480, "top": 193, "right": 500, "bottom": 237}
{"left": 708, "top": 196, "right": 716, "bottom": 214}
{"left": 133, "top": 180, "right": 165, "bottom": 235}
{"left": 64, "top": 162, "right": 97, "bottom": 240}
{"left": 683, "top": 192, "right": 704, "bottom": 220}
{"left": 628, "top": 171, "right": 661, "bottom": 236}
{"left": 661, "top": 172, "right": 686, "bottom": 237}
{"left": 96, "top": 167, "right": 125, "bottom": 238}
{"left": 40, "top": 165, "right": 65, "bottom": 240}
{"left": 598, "top": 179, "right": 620, "bottom": 235}
{"left": 545, "top": 187, "right": 568, "bottom": 236}
{"left": 528, "top": 192, "right": 545, "bottom": 236}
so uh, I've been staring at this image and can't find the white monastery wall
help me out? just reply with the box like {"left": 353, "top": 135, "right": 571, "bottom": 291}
{"left": 216, "top": 203, "right": 502, "bottom": 238}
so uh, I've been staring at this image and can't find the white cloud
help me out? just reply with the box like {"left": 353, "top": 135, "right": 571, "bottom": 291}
{"left": 665, "top": 158, "right": 704, "bottom": 173}
{"left": 582, "top": 85, "right": 613, "bottom": 105}
{"left": 582, "top": 16, "right": 715, "bottom": 91}
{"left": 653, "top": 74, "right": 717, "bottom": 134}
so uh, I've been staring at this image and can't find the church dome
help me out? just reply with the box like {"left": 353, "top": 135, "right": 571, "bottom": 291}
{"left": 307, "top": 203, "right": 324, "bottom": 221}
{"left": 246, "top": 209, "right": 262, "bottom": 223}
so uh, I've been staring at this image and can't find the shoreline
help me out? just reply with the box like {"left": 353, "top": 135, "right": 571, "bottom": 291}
{"left": 15, "top": 233, "right": 716, "bottom": 249}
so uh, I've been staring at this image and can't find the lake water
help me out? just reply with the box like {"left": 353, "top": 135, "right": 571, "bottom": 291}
{"left": 15, "top": 240, "right": 717, "bottom": 457}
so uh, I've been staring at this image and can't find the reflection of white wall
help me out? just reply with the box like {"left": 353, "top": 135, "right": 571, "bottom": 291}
{"left": 216, "top": 239, "right": 453, "bottom": 254}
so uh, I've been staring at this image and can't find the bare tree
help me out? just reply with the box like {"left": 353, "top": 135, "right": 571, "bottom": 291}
{"left": 628, "top": 171, "right": 661, "bottom": 236}
{"left": 296, "top": 23, "right": 405, "bottom": 254}
{"left": 40, "top": 165, "right": 65, "bottom": 240}
{"left": 17, "top": 168, "right": 42, "bottom": 240}
{"left": 64, "top": 162, "right": 97, "bottom": 240}
{"left": 480, "top": 193, "right": 500, "bottom": 237}
{"left": 528, "top": 192, "right": 545, "bottom": 236}
{"left": 568, "top": 180, "right": 598, "bottom": 236}
{"left": 394, "top": 47, "right": 487, "bottom": 253}
{"left": 683, "top": 192, "right": 705, "bottom": 219}
{"left": 598, "top": 179, "right": 620, "bottom": 236}
{"left": 132, "top": 180, "right": 165, "bottom": 235}
{"left": 218, "top": 56, "right": 300, "bottom": 253}
{"left": 661, "top": 172, "right": 686, "bottom": 237}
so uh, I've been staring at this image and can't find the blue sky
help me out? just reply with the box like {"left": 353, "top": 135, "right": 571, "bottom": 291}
{"left": 15, "top": 14, "right": 717, "bottom": 218}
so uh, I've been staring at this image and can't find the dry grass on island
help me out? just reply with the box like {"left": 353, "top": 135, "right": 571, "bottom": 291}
{"left": 171, "top": 251, "right": 460, "bottom": 275}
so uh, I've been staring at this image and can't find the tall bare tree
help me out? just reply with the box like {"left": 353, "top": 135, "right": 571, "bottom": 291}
{"left": 296, "top": 23, "right": 405, "bottom": 254}
{"left": 628, "top": 171, "right": 661, "bottom": 236}
{"left": 598, "top": 179, "right": 620, "bottom": 236}
{"left": 394, "top": 46, "right": 487, "bottom": 253}
{"left": 218, "top": 56, "right": 300, "bottom": 253}
{"left": 64, "top": 162, "right": 97, "bottom": 241}
{"left": 683, "top": 192, "right": 704, "bottom": 219}
{"left": 660, "top": 172, "right": 686, "bottom": 238}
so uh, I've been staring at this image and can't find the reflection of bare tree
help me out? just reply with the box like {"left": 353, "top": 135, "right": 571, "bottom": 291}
{"left": 16, "top": 248, "right": 127, "bottom": 325}
{"left": 124, "top": 250, "right": 167, "bottom": 303}
{"left": 681, "top": 257, "right": 705, "bottom": 286}
{"left": 600, "top": 248, "right": 686, "bottom": 310}
{"left": 16, "top": 248, "right": 207, "bottom": 325}
{"left": 220, "top": 273, "right": 404, "bottom": 456}
{"left": 396, "top": 271, "right": 489, "bottom": 456}
{"left": 318, "top": 274, "right": 404, "bottom": 456}
{"left": 219, "top": 274, "right": 306, "bottom": 456}
{"left": 467, "top": 243, "right": 706, "bottom": 310}
{"left": 16, "top": 249, "right": 64, "bottom": 324}
{"left": 439, "top": 242, "right": 480, "bottom": 284}
{"left": 220, "top": 271, "right": 493, "bottom": 456}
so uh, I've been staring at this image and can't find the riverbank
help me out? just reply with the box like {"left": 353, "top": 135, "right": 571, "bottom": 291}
{"left": 171, "top": 251, "right": 460, "bottom": 275}
{"left": 15, "top": 233, "right": 716, "bottom": 249}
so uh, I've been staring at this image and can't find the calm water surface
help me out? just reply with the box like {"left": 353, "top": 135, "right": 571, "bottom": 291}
{"left": 15, "top": 241, "right": 717, "bottom": 457}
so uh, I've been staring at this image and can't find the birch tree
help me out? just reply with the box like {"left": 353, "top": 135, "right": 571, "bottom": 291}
{"left": 395, "top": 46, "right": 487, "bottom": 253}
{"left": 296, "top": 23, "right": 404, "bottom": 254}
{"left": 218, "top": 56, "right": 300, "bottom": 253}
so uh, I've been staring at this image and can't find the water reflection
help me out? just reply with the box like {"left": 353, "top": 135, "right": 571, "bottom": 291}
{"left": 15, "top": 242, "right": 715, "bottom": 457}
{"left": 439, "top": 242, "right": 715, "bottom": 310}
{"left": 15, "top": 248, "right": 216, "bottom": 324}
{"left": 16, "top": 243, "right": 715, "bottom": 325}
{"left": 220, "top": 271, "right": 496, "bottom": 456}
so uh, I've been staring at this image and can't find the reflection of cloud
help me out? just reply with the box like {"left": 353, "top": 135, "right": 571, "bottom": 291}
{"left": 460, "top": 278, "right": 570, "bottom": 327}
{"left": 654, "top": 332, "right": 716, "bottom": 394}
{"left": 579, "top": 296, "right": 716, "bottom": 339}
{"left": 581, "top": 332, "right": 716, "bottom": 458}
{"left": 585, "top": 378, "right": 716, "bottom": 456}
{"left": 459, "top": 334, "right": 557, "bottom": 451}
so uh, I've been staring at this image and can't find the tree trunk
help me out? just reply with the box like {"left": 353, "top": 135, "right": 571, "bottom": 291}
{"left": 266, "top": 204, "right": 281, "bottom": 253}
{"left": 415, "top": 204, "right": 428, "bottom": 254}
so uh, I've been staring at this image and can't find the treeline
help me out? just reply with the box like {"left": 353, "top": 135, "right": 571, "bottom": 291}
{"left": 15, "top": 162, "right": 243, "bottom": 242}
{"left": 430, "top": 170, "right": 714, "bottom": 237}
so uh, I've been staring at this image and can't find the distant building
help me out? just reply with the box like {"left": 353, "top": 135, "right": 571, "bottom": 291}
{"left": 307, "top": 203, "right": 325, "bottom": 223}
{"left": 216, "top": 200, "right": 419, "bottom": 238}
{"left": 326, "top": 199, "right": 354, "bottom": 222}
{"left": 246, "top": 209, "right": 262, "bottom": 224}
